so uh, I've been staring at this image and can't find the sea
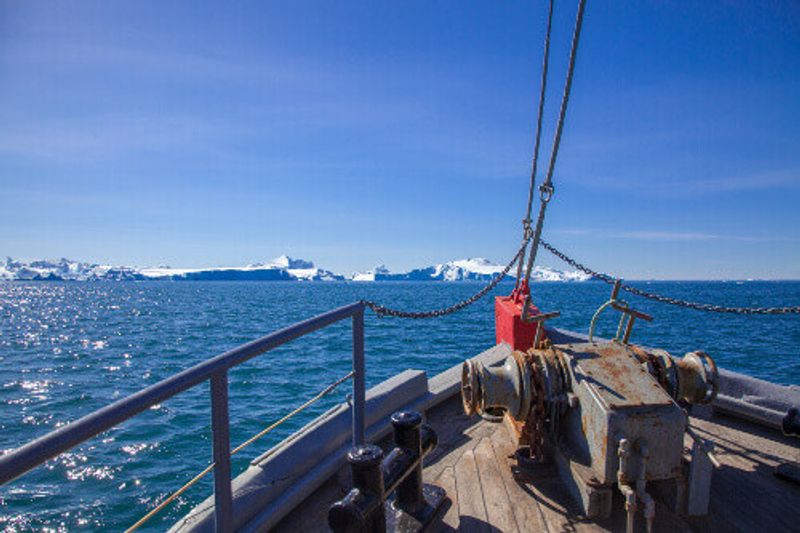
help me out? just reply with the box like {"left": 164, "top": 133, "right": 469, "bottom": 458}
{"left": 1, "top": 280, "right": 799, "bottom": 531}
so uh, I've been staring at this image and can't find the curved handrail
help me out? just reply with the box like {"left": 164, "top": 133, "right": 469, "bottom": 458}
{"left": 0, "top": 301, "right": 367, "bottom": 531}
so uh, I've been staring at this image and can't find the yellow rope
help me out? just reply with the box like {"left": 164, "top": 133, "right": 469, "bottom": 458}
{"left": 231, "top": 371, "right": 354, "bottom": 455}
{"left": 125, "top": 464, "right": 215, "bottom": 532}
{"left": 124, "top": 371, "right": 354, "bottom": 532}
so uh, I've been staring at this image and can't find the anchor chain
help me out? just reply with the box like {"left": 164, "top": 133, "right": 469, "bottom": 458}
{"left": 362, "top": 236, "right": 530, "bottom": 319}
{"left": 540, "top": 239, "right": 800, "bottom": 315}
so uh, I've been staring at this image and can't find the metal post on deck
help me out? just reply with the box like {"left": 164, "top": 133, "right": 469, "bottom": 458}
{"left": 210, "top": 372, "right": 233, "bottom": 532}
{"left": 352, "top": 307, "right": 366, "bottom": 446}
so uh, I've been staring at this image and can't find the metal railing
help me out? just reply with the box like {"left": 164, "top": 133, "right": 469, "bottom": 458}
{"left": 0, "top": 301, "right": 367, "bottom": 531}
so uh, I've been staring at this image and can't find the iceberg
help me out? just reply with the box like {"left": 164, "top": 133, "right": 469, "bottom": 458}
{"left": 349, "top": 258, "right": 589, "bottom": 282}
{"left": 0, "top": 256, "right": 343, "bottom": 282}
{"left": 351, "top": 265, "right": 390, "bottom": 282}
{"left": 0, "top": 255, "right": 588, "bottom": 282}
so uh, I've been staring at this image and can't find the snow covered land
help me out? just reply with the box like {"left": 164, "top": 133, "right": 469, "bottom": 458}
{"left": 0, "top": 255, "right": 341, "bottom": 282}
{"left": 1, "top": 256, "right": 589, "bottom": 282}
{"left": 351, "top": 258, "right": 590, "bottom": 282}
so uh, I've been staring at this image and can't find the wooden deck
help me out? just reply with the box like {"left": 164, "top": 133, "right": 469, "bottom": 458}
{"left": 276, "top": 394, "right": 800, "bottom": 532}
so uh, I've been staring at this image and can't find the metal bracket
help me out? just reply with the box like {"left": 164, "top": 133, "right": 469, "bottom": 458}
{"left": 589, "top": 280, "right": 653, "bottom": 344}
{"left": 524, "top": 310, "right": 561, "bottom": 348}
{"left": 685, "top": 428, "right": 718, "bottom": 516}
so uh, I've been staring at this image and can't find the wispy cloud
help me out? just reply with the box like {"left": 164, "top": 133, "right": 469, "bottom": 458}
{"left": 0, "top": 40, "right": 465, "bottom": 164}
{"left": 550, "top": 228, "right": 776, "bottom": 243}
{"left": 683, "top": 168, "right": 800, "bottom": 194}
{"left": 610, "top": 231, "right": 720, "bottom": 241}
{"left": 565, "top": 167, "right": 800, "bottom": 197}
{"left": 3, "top": 41, "right": 313, "bottom": 85}
{"left": 0, "top": 113, "right": 237, "bottom": 161}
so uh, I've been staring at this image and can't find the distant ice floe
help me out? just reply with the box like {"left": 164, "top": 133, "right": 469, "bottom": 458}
{"left": 1, "top": 255, "right": 589, "bottom": 282}
{"left": 350, "top": 258, "right": 590, "bottom": 282}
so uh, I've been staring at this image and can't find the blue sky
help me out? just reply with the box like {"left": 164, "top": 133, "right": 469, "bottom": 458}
{"left": 1, "top": 1, "right": 798, "bottom": 279}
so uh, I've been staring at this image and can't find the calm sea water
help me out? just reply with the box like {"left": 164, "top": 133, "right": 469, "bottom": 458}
{"left": 1, "top": 280, "right": 799, "bottom": 531}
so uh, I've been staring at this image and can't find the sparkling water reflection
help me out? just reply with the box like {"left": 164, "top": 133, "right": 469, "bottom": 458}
{"left": 0, "top": 280, "right": 798, "bottom": 530}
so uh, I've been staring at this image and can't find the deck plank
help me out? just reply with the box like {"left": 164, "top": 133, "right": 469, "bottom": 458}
{"left": 488, "top": 422, "right": 597, "bottom": 533}
{"left": 474, "top": 437, "right": 520, "bottom": 532}
{"left": 423, "top": 398, "right": 494, "bottom": 483}
{"left": 691, "top": 413, "right": 800, "bottom": 532}
{"left": 273, "top": 394, "right": 800, "bottom": 533}
{"left": 454, "top": 448, "right": 490, "bottom": 532}
{"left": 486, "top": 425, "right": 552, "bottom": 533}
{"left": 435, "top": 466, "right": 460, "bottom": 531}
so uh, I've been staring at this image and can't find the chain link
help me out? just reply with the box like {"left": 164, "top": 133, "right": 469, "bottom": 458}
{"left": 539, "top": 239, "right": 800, "bottom": 315}
{"left": 362, "top": 237, "right": 530, "bottom": 319}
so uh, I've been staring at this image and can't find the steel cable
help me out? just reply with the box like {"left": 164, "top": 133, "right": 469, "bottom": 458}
{"left": 516, "top": 0, "right": 556, "bottom": 285}
{"left": 524, "top": 0, "right": 588, "bottom": 282}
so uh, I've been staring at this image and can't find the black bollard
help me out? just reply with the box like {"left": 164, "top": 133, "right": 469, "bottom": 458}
{"left": 782, "top": 407, "right": 800, "bottom": 438}
{"left": 329, "top": 411, "right": 445, "bottom": 532}
{"left": 391, "top": 411, "right": 424, "bottom": 513}
{"left": 329, "top": 444, "right": 386, "bottom": 533}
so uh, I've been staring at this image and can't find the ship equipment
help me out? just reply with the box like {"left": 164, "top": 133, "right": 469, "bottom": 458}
{"left": 329, "top": 410, "right": 445, "bottom": 533}
{"left": 775, "top": 408, "right": 800, "bottom": 485}
{"left": 462, "top": 294, "right": 720, "bottom": 533}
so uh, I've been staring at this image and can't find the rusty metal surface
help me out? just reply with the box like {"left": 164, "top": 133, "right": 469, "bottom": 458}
{"left": 460, "top": 355, "right": 528, "bottom": 422}
{"left": 553, "top": 342, "right": 686, "bottom": 485}
{"left": 675, "top": 351, "right": 719, "bottom": 405}
{"left": 460, "top": 338, "right": 716, "bottom": 523}
{"left": 559, "top": 343, "right": 672, "bottom": 409}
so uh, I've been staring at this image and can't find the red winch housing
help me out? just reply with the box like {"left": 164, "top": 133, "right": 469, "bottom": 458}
{"left": 495, "top": 279, "right": 543, "bottom": 351}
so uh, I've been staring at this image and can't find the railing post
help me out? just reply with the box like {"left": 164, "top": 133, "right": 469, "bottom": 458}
{"left": 352, "top": 307, "right": 366, "bottom": 446}
{"left": 210, "top": 371, "right": 233, "bottom": 532}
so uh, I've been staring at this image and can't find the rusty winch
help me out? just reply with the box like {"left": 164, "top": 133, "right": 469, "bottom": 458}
{"left": 462, "top": 291, "right": 720, "bottom": 532}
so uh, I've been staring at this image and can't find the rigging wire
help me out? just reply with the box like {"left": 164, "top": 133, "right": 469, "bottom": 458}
{"left": 524, "top": 0, "right": 587, "bottom": 283}
{"left": 516, "top": 0, "right": 555, "bottom": 286}
{"left": 359, "top": 0, "right": 797, "bottom": 319}
{"left": 363, "top": 0, "right": 589, "bottom": 320}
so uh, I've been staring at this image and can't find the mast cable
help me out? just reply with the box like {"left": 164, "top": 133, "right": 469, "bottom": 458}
{"left": 360, "top": 0, "right": 797, "bottom": 319}
{"left": 524, "top": 0, "right": 587, "bottom": 285}
{"left": 362, "top": 0, "right": 588, "bottom": 320}
{"left": 516, "top": 0, "right": 555, "bottom": 287}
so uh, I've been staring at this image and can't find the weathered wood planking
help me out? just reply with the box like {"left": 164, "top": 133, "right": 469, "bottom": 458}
{"left": 436, "top": 466, "right": 459, "bottom": 531}
{"left": 274, "top": 394, "right": 800, "bottom": 532}
{"left": 453, "top": 448, "right": 490, "bottom": 529}
{"left": 473, "top": 438, "right": 519, "bottom": 532}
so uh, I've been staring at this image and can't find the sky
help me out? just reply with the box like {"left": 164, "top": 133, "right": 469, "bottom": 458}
{"left": 1, "top": 1, "right": 799, "bottom": 279}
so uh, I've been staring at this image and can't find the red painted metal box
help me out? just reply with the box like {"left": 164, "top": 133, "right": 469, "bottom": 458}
{"left": 495, "top": 280, "right": 541, "bottom": 351}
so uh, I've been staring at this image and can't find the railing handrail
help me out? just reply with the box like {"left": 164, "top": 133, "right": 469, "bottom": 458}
{"left": 0, "top": 300, "right": 367, "bottom": 530}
